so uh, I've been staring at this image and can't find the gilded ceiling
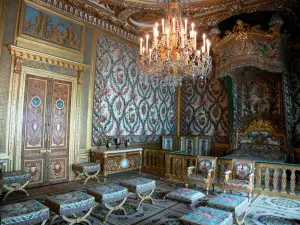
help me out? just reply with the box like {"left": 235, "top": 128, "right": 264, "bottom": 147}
{"left": 64, "top": 0, "right": 298, "bottom": 35}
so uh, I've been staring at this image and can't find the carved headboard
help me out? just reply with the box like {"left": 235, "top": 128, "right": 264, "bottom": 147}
{"left": 232, "top": 120, "right": 286, "bottom": 162}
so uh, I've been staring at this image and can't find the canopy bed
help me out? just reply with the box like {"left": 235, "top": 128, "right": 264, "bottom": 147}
{"left": 212, "top": 16, "right": 294, "bottom": 162}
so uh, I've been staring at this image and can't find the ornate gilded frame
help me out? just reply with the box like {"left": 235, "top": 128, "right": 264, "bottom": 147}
{"left": 18, "top": 0, "right": 85, "bottom": 56}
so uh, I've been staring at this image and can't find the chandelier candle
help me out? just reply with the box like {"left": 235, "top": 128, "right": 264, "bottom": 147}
{"left": 138, "top": 0, "right": 212, "bottom": 90}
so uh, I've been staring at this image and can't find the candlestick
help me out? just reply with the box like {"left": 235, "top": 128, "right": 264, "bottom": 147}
{"left": 166, "top": 28, "right": 170, "bottom": 48}
{"left": 203, "top": 34, "right": 206, "bottom": 52}
{"left": 149, "top": 48, "right": 152, "bottom": 61}
{"left": 140, "top": 38, "right": 143, "bottom": 55}
{"left": 184, "top": 19, "right": 187, "bottom": 34}
{"left": 181, "top": 28, "right": 185, "bottom": 48}
{"left": 206, "top": 39, "right": 210, "bottom": 56}
{"left": 194, "top": 32, "right": 197, "bottom": 50}
{"left": 201, "top": 45, "right": 205, "bottom": 54}
{"left": 162, "top": 19, "right": 165, "bottom": 34}
{"left": 146, "top": 34, "right": 149, "bottom": 53}
{"left": 172, "top": 17, "right": 176, "bottom": 33}
{"left": 142, "top": 47, "right": 145, "bottom": 55}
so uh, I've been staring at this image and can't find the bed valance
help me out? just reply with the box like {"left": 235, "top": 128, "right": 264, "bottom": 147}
{"left": 213, "top": 18, "right": 286, "bottom": 78}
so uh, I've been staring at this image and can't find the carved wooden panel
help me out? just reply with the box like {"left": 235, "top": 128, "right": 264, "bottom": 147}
{"left": 47, "top": 79, "right": 71, "bottom": 184}
{"left": 22, "top": 75, "right": 48, "bottom": 187}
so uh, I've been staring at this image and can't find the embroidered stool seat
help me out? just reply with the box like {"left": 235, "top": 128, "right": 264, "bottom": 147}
{"left": 208, "top": 194, "right": 249, "bottom": 220}
{"left": 45, "top": 191, "right": 97, "bottom": 225}
{"left": 2, "top": 171, "right": 31, "bottom": 201}
{"left": 180, "top": 206, "right": 233, "bottom": 225}
{"left": 73, "top": 162, "right": 100, "bottom": 185}
{"left": 0, "top": 199, "right": 50, "bottom": 225}
{"left": 165, "top": 188, "right": 205, "bottom": 205}
{"left": 88, "top": 183, "right": 128, "bottom": 221}
{"left": 120, "top": 177, "right": 156, "bottom": 210}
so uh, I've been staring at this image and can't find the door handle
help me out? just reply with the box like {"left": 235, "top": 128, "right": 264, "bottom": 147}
{"left": 46, "top": 149, "right": 52, "bottom": 153}
{"left": 40, "top": 149, "right": 47, "bottom": 154}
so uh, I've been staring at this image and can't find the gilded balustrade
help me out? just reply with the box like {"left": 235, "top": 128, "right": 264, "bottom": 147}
{"left": 255, "top": 162, "right": 300, "bottom": 199}
{"left": 142, "top": 148, "right": 300, "bottom": 199}
{"left": 143, "top": 148, "right": 170, "bottom": 175}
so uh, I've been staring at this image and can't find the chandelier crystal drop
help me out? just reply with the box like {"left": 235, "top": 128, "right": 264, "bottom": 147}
{"left": 138, "top": 0, "right": 212, "bottom": 90}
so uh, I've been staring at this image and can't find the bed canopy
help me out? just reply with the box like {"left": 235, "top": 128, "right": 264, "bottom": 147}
{"left": 211, "top": 14, "right": 294, "bottom": 162}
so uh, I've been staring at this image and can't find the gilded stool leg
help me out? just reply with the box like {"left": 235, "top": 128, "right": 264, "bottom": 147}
{"left": 60, "top": 205, "right": 96, "bottom": 225}
{"left": 104, "top": 197, "right": 127, "bottom": 221}
{"left": 82, "top": 169, "right": 100, "bottom": 185}
{"left": 2, "top": 180, "right": 30, "bottom": 201}
{"left": 136, "top": 188, "right": 155, "bottom": 210}
{"left": 49, "top": 214, "right": 59, "bottom": 225}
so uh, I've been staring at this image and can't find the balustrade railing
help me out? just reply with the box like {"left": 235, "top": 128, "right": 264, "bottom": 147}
{"left": 143, "top": 148, "right": 170, "bottom": 174}
{"left": 142, "top": 148, "right": 300, "bottom": 199}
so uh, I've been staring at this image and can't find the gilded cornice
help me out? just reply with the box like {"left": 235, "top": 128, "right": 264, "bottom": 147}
{"left": 29, "top": 0, "right": 298, "bottom": 40}
{"left": 8, "top": 45, "right": 91, "bottom": 72}
{"left": 29, "top": 0, "right": 139, "bottom": 43}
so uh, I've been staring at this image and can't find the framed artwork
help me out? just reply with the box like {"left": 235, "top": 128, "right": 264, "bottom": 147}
{"left": 19, "top": 1, "right": 84, "bottom": 54}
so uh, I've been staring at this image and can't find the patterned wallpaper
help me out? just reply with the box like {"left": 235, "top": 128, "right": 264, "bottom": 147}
{"left": 180, "top": 77, "right": 229, "bottom": 143}
{"left": 290, "top": 59, "right": 300, "bottom": 147}
{"left": 92, "top": 34, "right": 176, "bottom": 145}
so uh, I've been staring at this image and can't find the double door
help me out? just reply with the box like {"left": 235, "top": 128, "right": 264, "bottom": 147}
{"left": 22, "top": 74, "right": 72, "bottom": 187}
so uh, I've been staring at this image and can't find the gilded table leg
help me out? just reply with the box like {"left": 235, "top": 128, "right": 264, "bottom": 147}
{"left": 104, "top": 197, "right": 127, "bottom": 221}
{"left": 136, "top": 188, "right": 155, "bottom": 210}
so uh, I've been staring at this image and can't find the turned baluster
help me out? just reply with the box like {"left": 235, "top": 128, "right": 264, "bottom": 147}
{"left": 273, "top": 168, "right": 279, "bottom": 192}
{"left": 255, "top": 165, "right": 262, "bottom": 189}
{"left": 281, "top": 169, "right": 287, "bottom": 194}
{"left": 290, "top": 169, "right": 296, "bottom": 194}
{"left": 265, "top": 168, "right": 270, "bottom": 191}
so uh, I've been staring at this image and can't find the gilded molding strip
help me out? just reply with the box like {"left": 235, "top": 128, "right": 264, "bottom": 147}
{"left": 8, "top": 45, "right": 90, "bottom": 72}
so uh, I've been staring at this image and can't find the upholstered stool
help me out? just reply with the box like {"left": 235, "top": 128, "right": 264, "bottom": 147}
{"left": 120, "top": 177, "right": 156, "bottom": 210}
{"left": 88, "top": 183, "right": 128, "bottom": 221}
{"left": 208, "top": 194, "right": 249, "bottom": 220}
{"left": 180, "top": 206, "right": 233, "bottom": 225}
{"left": 2, "top": 171, "right": 31, "bottom": 201}
{"left": 73, "top": 162, "right": 100, "bottom": 185}
{"left": 0, "top": 199, "right": 50, "bottom": 225}
{"left": 45, "top": 191, "right": 97, "bottom": 225}
{"left": 165, "top": 188, "right": 205, "bottom": 205}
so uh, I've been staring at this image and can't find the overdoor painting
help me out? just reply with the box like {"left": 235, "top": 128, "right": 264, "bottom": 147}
{"left": 22, "top": 4, "right": 83, "bottom": 51}
{"left": 92, "top": 34, "right": 176, "bottom": 145}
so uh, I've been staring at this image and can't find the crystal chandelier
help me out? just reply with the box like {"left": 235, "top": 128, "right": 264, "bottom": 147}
{"left": 138, "top": 0, "right": 212, "bottom": 89}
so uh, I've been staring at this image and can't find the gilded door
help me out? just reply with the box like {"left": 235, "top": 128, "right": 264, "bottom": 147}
{"left": 22, "top": 74, "right": 72, "bottom": 186}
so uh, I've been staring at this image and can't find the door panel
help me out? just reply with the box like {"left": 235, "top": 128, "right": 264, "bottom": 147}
{"left": 47, "top": 79, "right": 72, "bottom": 184}
{"left": 22, "top": 74, "right": 72, "bottom": 186}
{"left": 22, "top": 75, "right": 48, "bottom": 186}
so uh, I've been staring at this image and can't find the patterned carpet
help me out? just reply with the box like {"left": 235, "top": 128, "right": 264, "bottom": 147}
{"left": 1, "top": 171, "right": 300, "bottom": 225}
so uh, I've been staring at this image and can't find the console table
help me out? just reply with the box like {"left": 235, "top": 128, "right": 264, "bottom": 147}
{"left": 92, "top": 148, "right": 143, "bottom": 182}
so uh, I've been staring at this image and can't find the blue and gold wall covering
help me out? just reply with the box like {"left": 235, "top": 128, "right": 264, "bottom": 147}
{"left": 92, "top": 34, "right": 177, "bottom": 145}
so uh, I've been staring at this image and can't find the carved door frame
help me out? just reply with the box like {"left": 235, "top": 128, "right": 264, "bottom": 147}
{"left": 15, "top": 67, "right": 78, "bottom": 184}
